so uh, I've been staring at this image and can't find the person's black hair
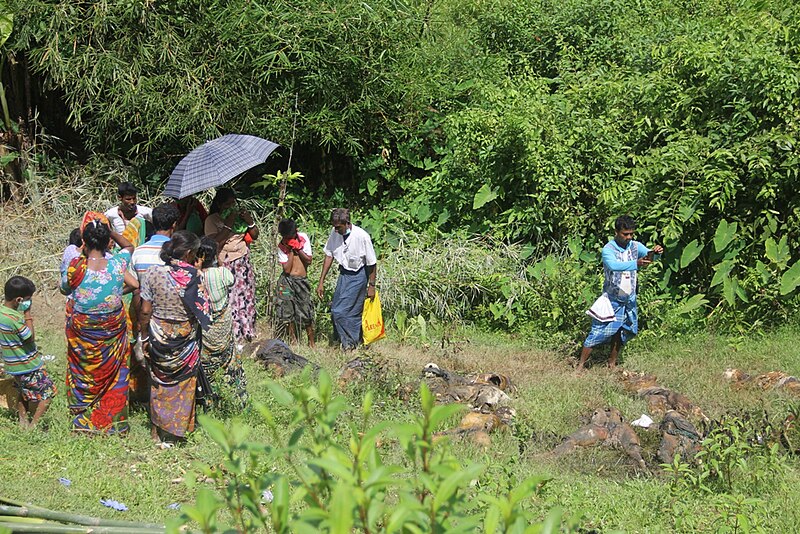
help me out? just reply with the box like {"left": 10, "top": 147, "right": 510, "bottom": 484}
{"left": 278, "top": 219, "right": 297, "bottom": 238}
{"left": 144, "top": 220, "right": 155, "bottom": 241}
{"left": 160, "top": 230, "right": 200, "bottom": 263}
{"left": 69, "top": 228, "right": 83, "bottom": 247}
{"left": 197, "top": 236, "right": 218, "bottom": 269}
{"left": 5, "top": 275, "right": 36, "bottom": 301}
{"left": 117, "top": 182, "right": 138, "bottom": 197}
{"left": 209, "top": 188, "right": 236, "bottom": 215}
{"left": 82, "top": 220, "right": 111, "bottom": 252}
{"left": 152, "top": 203, "right": 181, "bottom": 231}
{"left": 330, "top": 208, "right": 350, "bottom": 225}
{"left": 614, "top": 215, "right": 637, "bottom": 232}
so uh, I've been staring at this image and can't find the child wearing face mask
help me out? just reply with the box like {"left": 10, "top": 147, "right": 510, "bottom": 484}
{"left": 0, "top": 275, "right": 56, "bottom": 428}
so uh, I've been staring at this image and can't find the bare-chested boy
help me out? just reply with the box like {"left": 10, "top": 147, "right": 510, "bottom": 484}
{"left": 275, "top": 219, "right": 315, "bottom": 347}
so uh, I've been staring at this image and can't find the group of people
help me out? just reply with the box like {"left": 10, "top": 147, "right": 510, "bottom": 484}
{"left": 1, "top": 182, "right": 656, "bottom": 434}
{"left": 57, "top": 183, "right": 259, "bottom": 440}
{"left": 1, "top": 182, "right": 383, "bottom": 437}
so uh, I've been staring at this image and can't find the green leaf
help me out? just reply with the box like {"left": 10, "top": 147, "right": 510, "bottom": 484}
{"left": 520, "top": 244, "right": 535, "bottom": 260}
{"left": 483, "top": 504, "right": 501, "bottom": 534}
{"left": 367, "top": 178, "right": 378, "bottom": 196}
{"left": 680, "top": 240, "right": 704, "bottom": 268}
{"left": 432, "top": 463, "right": 483, "bottom": 510}
{"left": 198, "top": 415, "right": 230, "bottom": 452}
{"left": 780, "top": 261, "right": 800, "bottom": 295}
{"left": 509, "top": 475, "right": 550, "bottom": 505}
{"left": 436, "top": 209, "right": 450, "bottom": 227}
{"left": 0, "top": 152, "right": 17, "bottom": 167}
{"left": 536, "top": 507, "right": 564, "bottom": 534}
{"left": 328, "top": 484, "right": 355, "bottom": 534}
{"left": 722, "top": 276, "right": 738, "bottom": 306}
{"left": 674, "top": 294, "right": 709, "bottom": 315}
{"left": 362, "top": 390, "right": 373, "bottom": 417}
{"left": 765, "top": 235, "right": 790, "bottom": 267}
{"left": 266, "top": 380, "right": 294, "bottom": 406}
{"left": 271, "top": 476, "right": 290, "bottom": 532}
{"left": 713, "top": 220, "right": 737, "bottom": 252}
{"left": 0, "top": 10, "right": 11, "bottom": 49}
{"left": 428, "top": 403, "right": 464, "bottom": 431}
{"left": 473, "top": 183, "right": 498, "bottom": 209}
{"left": 308, "top": 457, "right": 356, "bottom": 484}
{"left": 710, "top": 261, "right": 735, "bottom": 287}
{"left": 318, "top": 369, "right": 332, "bottom": 402}
{"left": 420, "top": 383, "right": 434, "bottom": 414}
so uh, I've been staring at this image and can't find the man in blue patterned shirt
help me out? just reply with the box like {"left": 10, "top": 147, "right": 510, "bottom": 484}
{"left": 577, "top": 215, "right": 664, "bottom": 371}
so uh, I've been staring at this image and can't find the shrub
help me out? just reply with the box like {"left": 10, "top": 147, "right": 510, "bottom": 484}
{"left": 175, "top": 370, "right": 572, "bottom": 533}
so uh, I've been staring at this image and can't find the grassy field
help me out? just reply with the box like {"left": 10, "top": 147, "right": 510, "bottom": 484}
{"left": 1, "top": 286, "right": 799, "bottom": 532}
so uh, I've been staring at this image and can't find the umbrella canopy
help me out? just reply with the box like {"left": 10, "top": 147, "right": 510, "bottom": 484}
{"left": 164, "top": 134, "right": 280, "bottom": 199}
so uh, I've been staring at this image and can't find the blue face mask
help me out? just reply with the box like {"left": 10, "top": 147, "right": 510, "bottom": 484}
{"left": 343, "top": 229, "right": 351, "bottom": 237}
{"left": 18, "top": 299, "right": 31, "bottom": 312}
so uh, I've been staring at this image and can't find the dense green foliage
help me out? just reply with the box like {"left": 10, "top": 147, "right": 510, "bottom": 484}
{"left": 5, "top": 0, "right": 800, "bottom": 328}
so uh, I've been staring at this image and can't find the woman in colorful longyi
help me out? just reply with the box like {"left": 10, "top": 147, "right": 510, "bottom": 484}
{"left": 61, "top": 212, "right": 135, "bottom": 434}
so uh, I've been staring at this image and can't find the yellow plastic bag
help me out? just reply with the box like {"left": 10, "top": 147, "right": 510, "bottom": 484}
{"left": 362, "top": 290, "right": 386, "bottom": 345}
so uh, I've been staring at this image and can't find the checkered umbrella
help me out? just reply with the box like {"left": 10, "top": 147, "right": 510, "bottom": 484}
{"left": 164, "top": 134, "right": 280, "bottom": 199}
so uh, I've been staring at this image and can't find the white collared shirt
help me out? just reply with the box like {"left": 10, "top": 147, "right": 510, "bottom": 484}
{"left": 323, "top": 224, "right": 376, "bottom": 272}
{"left": 104, "top": 205, "right": 153, "bottom": 233}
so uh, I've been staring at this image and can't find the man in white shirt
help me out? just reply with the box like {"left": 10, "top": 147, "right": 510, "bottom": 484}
{"left": 317, "top": 208, "right": 377, "bottom": 350}
{"left": 104, "top": 182, "right": 153, "bottom": 234}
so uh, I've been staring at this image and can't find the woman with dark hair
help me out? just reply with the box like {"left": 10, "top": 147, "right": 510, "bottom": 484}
{"left": 195, "top": 236, "right": 247, "bottom": 408}
{"left": 61, "top": 212, "right": 135, "bottom": 434}
{"left": 139, "top": 230, "right": 211, "bottom": 442}
{"left": 204, "top": 188, "right": 258, "bottom": 343}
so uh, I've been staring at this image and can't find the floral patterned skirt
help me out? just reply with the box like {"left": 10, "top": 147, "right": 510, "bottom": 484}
{"left": 66, "top": 304, "right": 130, "bottom": 435}
{"left": 148, "top": 317, "right": 200, "bottom": 437}
{"left": 13, "top": 367, "right": 57, "bottom": 402}
{"left": 224, "top": 254, "right": 256, "bottom": 343}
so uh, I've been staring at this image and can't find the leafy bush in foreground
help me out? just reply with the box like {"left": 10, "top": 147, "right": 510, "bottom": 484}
{"left": 177, "top": 370, "right": 570, "bottom": 533}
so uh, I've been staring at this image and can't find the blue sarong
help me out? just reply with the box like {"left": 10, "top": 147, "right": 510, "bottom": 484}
{"left": 583, "top": 294, "right": 638, "bottom": 348}
{"left": 331, "top": 266, "right": 367, "bottom": 349}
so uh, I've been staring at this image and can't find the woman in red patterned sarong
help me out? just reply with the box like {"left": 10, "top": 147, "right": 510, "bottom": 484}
{"left": 61, "top": 212, "right": 136, "bottom": 434}
{"left": 139, "top": 231, "right": 211, "bottom": 442}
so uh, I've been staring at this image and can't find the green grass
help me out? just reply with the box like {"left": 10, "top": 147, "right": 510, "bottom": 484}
{"left": 2, "top": 300, "right": 800, "bottom": 531}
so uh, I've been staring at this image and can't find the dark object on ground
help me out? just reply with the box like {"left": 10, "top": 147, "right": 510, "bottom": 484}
{"left": 472, "top": 372, "right": 514, "bottom": 392}
{"left": 782, "top": 406, "right": 799, "bottom": 454}
{"left": 553, "top": 407, "right": 646, "bottom": 469}
{"left": 338, "top": 356, "right": 375, "bottom": 386}
{"left": 619, "top": 369, "right": 659, "bottom": 393}
{"left": 618, "top": 369, "right": 708, "bottom": 422}
{"left": 421, "top": 363, "right": 512, "bottom": 412}
{"left": 251, "top": 339, "right": 318, "bottom": 377}
{"left": 338, "top": 356, "right": 402, "bottom": 388}
{"left": 637, "top": 386, "right": 708, "bottom": 422}
{"left": 724, "top": 368, "right": 800, "bottom": 396}
{"left": 657, "top": 410, "right": 703, "bottom": 464}
{"left": 432, "top": 409, "right": 516, "bottom": 448}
